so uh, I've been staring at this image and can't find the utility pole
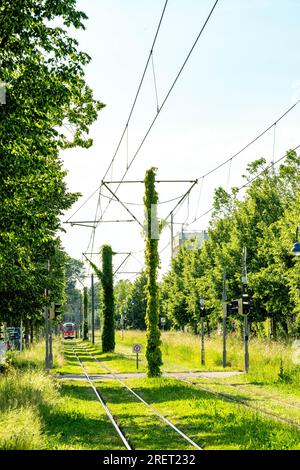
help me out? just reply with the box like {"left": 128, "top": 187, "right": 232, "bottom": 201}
{"left": 199, "top": 298, "right": 205, "bottom": 366}
{"left": 222, "top": 271, "right": 227, "bottom": 368}
{"left": 91, "top": 274, "right": 95, "bottom": 344}
{"left": 45, "top": 260, "right": 50, "bottom": 369}
{"left": 49, "top": 311, "right": 53, "bottom": 369}
{"left": 79, "top": 294, "right": 82, "bottom": 338}
{"left": 20, "top": 319, "right": 23, "bottom": 352}
{"left": 242, "top": 246, "right": 249, "bottom": 373}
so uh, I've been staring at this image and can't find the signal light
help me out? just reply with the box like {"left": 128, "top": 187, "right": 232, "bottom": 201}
{"left": 54, "top": 303, "right": 62, "bottom": 318}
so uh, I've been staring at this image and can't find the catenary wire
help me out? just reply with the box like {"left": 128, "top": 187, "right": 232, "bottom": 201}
{"left": 188, "top": 142, "right": 300, "bottom": 226}
{"left": 94, "top": 0, "right": 221, "bottom": 226}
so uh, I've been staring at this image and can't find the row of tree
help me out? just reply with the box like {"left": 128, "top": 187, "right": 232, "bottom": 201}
{"left": 162, "top": 151, "right": 300, "bottom": 338}
{"left": 0, "top": 0, "right": 103, "bottom": 339}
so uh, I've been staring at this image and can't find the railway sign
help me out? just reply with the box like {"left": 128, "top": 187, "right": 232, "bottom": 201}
{"left": 132, "top": 343, "right": 142, "bottom": 354}
{"left": 132, "top": 343, "right": 142, "bottom": 370}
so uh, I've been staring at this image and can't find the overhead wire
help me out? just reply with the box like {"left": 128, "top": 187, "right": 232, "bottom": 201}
{"left": 187, "top": 142, "right": 300, "bottom": 227}
{"left": 81, "top": 0, "right": 170, "bottom": 264}
{"left": 195, "top": 99, "right": 300, "bottom": 183}
{"left": 97, "top": 189, "right": 188, "bottom": 206}
{"left": 102, "top": 0, "right": 169, "bottom": 183}
{"left": 66, "top": 99, "right": 300, "bottom": 224}
{"left": 151, "top": 52, "right": 160, "bottom": 113}
{"left": 66, "top": 0, "right": 300, "bottom": 275}
{"left": 94, "top": 0, "right": 221, "bottom": 225}
{"left": 168, "top": 99, "right": 300, "bottom": 228}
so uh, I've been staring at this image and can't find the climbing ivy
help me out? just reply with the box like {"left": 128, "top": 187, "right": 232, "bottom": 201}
{"left": 144, "top": 168, "right": 163, "bottom": 377}
{"left": 83, "top": 286, "right": 88, "bottom": 340}
{"left": 87, "top": 245, "right": 115, "bottom": 352}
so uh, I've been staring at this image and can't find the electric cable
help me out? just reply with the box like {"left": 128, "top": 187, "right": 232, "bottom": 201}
{"left": 188, "top": 142, "right": 300, "bottom": 226}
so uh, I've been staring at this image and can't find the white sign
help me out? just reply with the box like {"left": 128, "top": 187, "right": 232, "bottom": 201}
{"left": 0, "top": 342, "right": 7, "bottom": 364}
{"left": 161, "top": 317, "right": 166, "bottom": 324}
{"left": 132, "top": 343, "right": 142, "bottom": 354}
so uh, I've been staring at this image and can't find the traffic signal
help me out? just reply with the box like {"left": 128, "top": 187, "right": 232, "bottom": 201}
{"left": 200, "top": 305, "right": 206, "bottom": 317}
{"left": 229, "top": 299, "right": 239, "bottom": 315}
{"left": 199, "top": 301, "right": 206, "bottom": 318}
{"left": 54, "top": 304, "right": 62, "bottom": 318}
{"left": 242, "top": 293, "right": 253, "bottom": 315}
{"left": 228, "top": 299, "right": 243, "bottom": 315}
{"left": 242, "top": 293, "right": 249, "bottom": 315}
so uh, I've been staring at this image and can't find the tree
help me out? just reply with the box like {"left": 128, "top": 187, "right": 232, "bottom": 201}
{"left": 144, "top": 168, "right": 162, "bottom": 377}
{"left": 125, "top": 273, "right": 147, "bottom": 329}
{"left": 114, "top": 279, "right": 132, "bottom": 327}
{"left": 0, "top": 0, "right": 104, "bottom": 330}
{"left": 160, "top": 150, "right": 300, "bottom": 340}
{"left": 88, "top": 245, "right": 115, "bottom": 352}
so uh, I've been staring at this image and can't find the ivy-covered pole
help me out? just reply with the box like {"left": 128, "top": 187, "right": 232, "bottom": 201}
{"left": 101, "top": 245, "right": 115, "bottom": 352}
{"left": 144, "top": 167, "right": 163, "bottom": 377}
{"left": 84, "top": 245, "right": 115, "bottom": 352}
{"left": 83, "top": 286, "right": 89, "bottom": 340}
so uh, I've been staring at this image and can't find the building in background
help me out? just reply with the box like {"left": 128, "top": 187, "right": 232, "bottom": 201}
{"left": 173, "top": 230, "right": 208, "bottom": 256}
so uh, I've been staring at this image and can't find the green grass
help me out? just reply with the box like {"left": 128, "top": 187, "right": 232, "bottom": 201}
{"left": 2, "top": 332, "right": 300, "bottom": 450}
{"left": 8, "top": 336, "right": 64, "bottom": 371}
{"left": 0, "top": 367, "right": 60, "bottom": 449}
{"left": 93, "top": 376, "right": 300, "bottom": 450}
{"left": 111, "top": 330, "right": 300, "bottom": 386}
{"left": 58, "top": 340, "right": 300, "bottom": 450}
{"left": 43, "top": 380, "right": 124, "bottom": 450}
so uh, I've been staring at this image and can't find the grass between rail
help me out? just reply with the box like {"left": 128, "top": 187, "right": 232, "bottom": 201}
{"left": 1, "top": 333, "right": 300, "bottom": 450}
{"left": 59, "top": 340, "right": 300, "bottom": 450}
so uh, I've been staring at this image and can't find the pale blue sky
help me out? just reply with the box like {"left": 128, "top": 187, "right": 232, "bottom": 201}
{"left": 61, "top": 0, "right": 300, "bottom": 280}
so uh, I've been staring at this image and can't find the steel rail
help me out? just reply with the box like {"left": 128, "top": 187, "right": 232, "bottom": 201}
{"left": 78, "top": 344, "right": 202, "bottom": 450}
{"left": 174, "top": 376, "right": 300, "bottom": 431}
{"left": 210, "top": 380, "right": 300, "bottom": 412}
{"left": 71, "top": 346, "right": 132, "bottom": 450}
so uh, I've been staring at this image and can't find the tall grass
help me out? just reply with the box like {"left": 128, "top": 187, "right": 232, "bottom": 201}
{"left": 0, "top": 339, "right": 62, "bottom": 450}
{"left": 9, "top": 337, "right": 64, "bottom": 370}
{"left": 115, "top": 330, "right": 300, "bottom": 384}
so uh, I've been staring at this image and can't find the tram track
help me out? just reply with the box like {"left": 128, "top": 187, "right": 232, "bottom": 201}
{"left": 72, "top": 346, "right": 132, "bottom": 449}
{"left": 70, "top": 343, "right": 202, "bottom": 451}
{"left": 216, "top": 381, "right": 300, "bottom": 411}
{"left": 173, "top": 376, "right": 300, "bottom": 431}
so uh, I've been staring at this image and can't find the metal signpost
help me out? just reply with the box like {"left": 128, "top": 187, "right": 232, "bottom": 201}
{"left": 199, "top": 298, "right": 205, "bottom": 366}
{"left": 161, "top": 317, "right": 166, "bottom": 331}
{"left": 222, "top": 272, "right": 227, "bottom": 368}
{"left": 49, "top": 303, "right": 55, "bottom": 369}
{"left": 242, "top": 246, "right": 249, "bottom": 373}
{"left": 132, "top": 343, "right": 142, "bottom": 369}
{"left": 91, "top": 273, "right": 95, "bottom": 344}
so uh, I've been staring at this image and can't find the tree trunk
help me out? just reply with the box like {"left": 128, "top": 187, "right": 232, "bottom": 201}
{"left": 30, "top": 324, "right": 34, "bottom": 344}
{"left": 24, "top": 322, "right": 30, "bottom": 348}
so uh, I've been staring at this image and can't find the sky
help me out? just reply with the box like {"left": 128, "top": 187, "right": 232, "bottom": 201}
{"left": 60, "top": 0, "right": 300, "bottom": 284}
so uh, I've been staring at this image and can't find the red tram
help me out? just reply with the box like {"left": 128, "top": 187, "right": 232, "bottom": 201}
{"left": 63, "top": 322, "right": 75, "bottom": 340}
